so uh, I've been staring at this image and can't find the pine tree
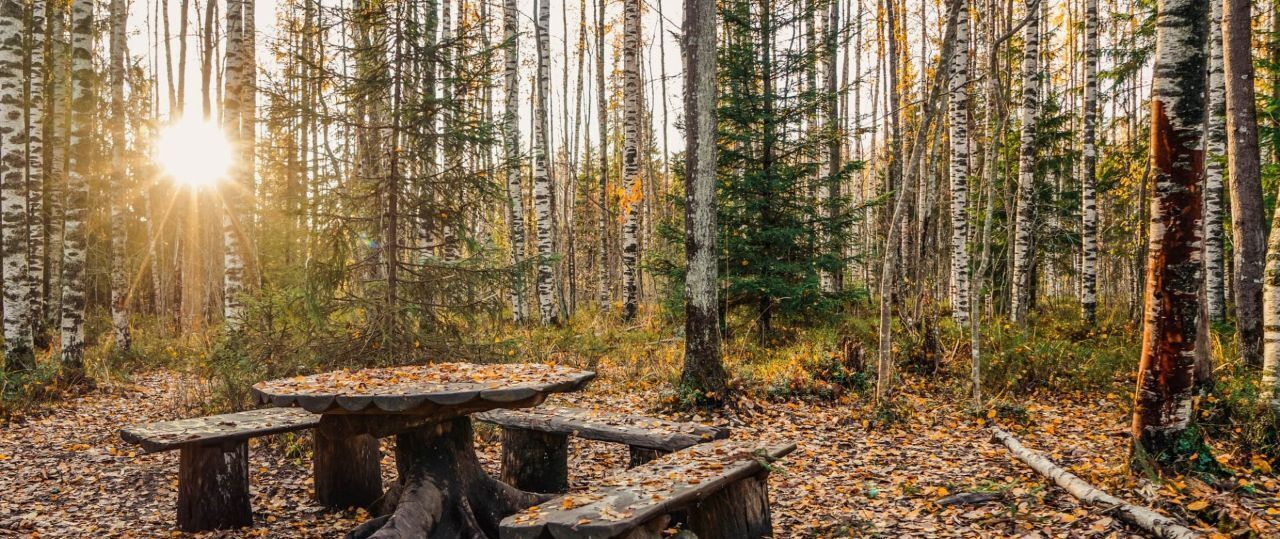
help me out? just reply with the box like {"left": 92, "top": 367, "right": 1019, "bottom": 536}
{"left": 1223, "top": 0, "right": 1264, "bottom": 366}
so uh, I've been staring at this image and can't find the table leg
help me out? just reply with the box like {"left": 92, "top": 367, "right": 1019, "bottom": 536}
{"left": 347, "top": 416, "right": 551, "bottom": 539}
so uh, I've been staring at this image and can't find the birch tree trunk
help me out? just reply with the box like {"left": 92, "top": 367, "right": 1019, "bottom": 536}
{"left": 679, "top": 0, "right": 727, "bottom": 405}
{"left": 1202, "top": 0, "right": 1226, "bottom": 323}
{"left": 502, "top": 0, "right": 528, "bottom": 323}
{"left": 1081, "top": 0, "right": 1100, "bottom": 324}
{"left": 44, "top": 0, "right": 66, "bottom": 328}
{"left": 223, "top": 0, "right": 246, "bottom": 326}
{"left": 109, "top": 0, "right": 130, "bottom": 349}
{"left": 1261, "top": 193, "right": 1280, "bottom": 407}
{"left": 532, "top": 0, "right": 560, "bottom": 325}
{"left": 0, "top": 0, "right": 34, "bottom": 368}
{"left": 596, "top": 0, "right": 609, "bottom": 313}
{"left": 1010, "top": 0, "right": 1040, "bottom": 323}
{"left": 26, "top": 0, "right": 46, "bottom": 334}
{"left": 947, "top": 0, "right": 970, "bottom": 324}
{"left": 59, "top": 0, "right": 92, "bottom": 375}
{"left": 620, "top": 0, "right": 642, "bottom": 322}
{"left": 1223, "top": 0, "right": 1264, "bottom": 367}
{"left": 1132, "top": 0, "right": 1207, "bottom": 465}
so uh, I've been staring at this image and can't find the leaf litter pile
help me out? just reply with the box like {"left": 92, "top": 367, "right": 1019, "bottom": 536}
{"left": 2, "top": 371, "right": 1279, "bottom": 538}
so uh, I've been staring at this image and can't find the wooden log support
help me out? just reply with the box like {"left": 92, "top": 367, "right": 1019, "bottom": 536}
{"left": 686, "top": 472, "right": 773, "bottom": 539}
{"left": 628, "top": 446, "right": 665, "bottom": 468}
{"left": 990, "top": 428, "right": 1202, "bottom": 539}
{"left": 177, "top": 441, "right": 253, "bottom": 532}
{"left": 500, "top": 427, "right": 570, "bottom": 493}
{"left": 314, "top": 416, "right": 384, "bottom": 509}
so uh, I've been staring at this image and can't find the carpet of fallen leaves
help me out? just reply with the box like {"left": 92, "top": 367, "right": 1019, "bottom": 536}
{"left": 2, "top": 371, "right": 1278, "bottom": 538}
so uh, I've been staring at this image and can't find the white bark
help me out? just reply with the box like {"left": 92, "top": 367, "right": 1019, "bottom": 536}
{"left": 502, "top": 0, "right": 528, "bottom": 323}
{"left": 991, "top": 428, "right": 1201, "bottom": 539}
{"left": 223, "top": 0, "right": 246, "bottom": 326}
{"left": 59, "top": 0, "right": 92, "bottom": 372}
{"left": 532, "top": 0, "right": 560, "bottom": 324}
{"left": 108, "top": 0, "right": 129, "bottom": 349}
{"left": 620, "top": 0, "right": 642, "bottom": 321}
{"left": 1081, "top": 0, "right": 1100, "bottom": 323}
{"left": 947, "top": 0, "right": 970, "bottom": 324}
{"left": 1, "top": 0, "right": 34, "bottom": 365}
{"left": 26, "top": 0, "right": 46, "bottom": 331}
{"left": 1010, "top": 0, "right": 1040, "bottom": 322}
{"left": 1203, "top": 0, "right": 1227, "bottom": 322}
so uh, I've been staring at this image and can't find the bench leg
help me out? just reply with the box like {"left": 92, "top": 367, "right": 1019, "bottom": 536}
{"left": 177, "top": 441, "right": 252, "bottom": 532}
{"left": 686, "top": 473, "right": 773, "bottom": 539}
{"left": 499, "top": 427, "right": 569, "bottom": 493}
{"left": 628, "top": 446, "right": 667, "bottom": 467}
{"left": 314, "top": 419, "right": 383, "bottom": 509}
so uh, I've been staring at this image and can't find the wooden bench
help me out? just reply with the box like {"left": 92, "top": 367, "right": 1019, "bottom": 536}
{"left": 500, "top": 439, "right": 795, "bottom": 539}
{"left": 476, "top": 405, "right": 730, "bottom": 493}
{"left": 120, "top": 407, "right": 382, "bottom": 531}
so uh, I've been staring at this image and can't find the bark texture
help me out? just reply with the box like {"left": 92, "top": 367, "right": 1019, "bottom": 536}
{"left": 1203, "top": 0, "right": 1227, "bottom": 323}
{"left": 59, "top": 0, "right": 92, "bottom": 374}
{"left": 1132, "top": 0, "right": 1207, "bottom": 463}
{"left": 947, "top": 0, "right": 970, "bottom": 324}
{"left": 620, "top": 0, "right": 642, "bottom": 322}
{"left": 532, "top": 0, "right": 559, "bottom": 325}
{"left": 1010, "top": 0, "right": 1041, "bottom": 323}
{"left": 1081, "top": 0, "right": 1101, "bottom": 324}
{"left": 1223, "top": 0, "right": 1264, "bottom": 366}
{"left": 502, "top": 0, "right": 528, "bottom": 323}
{"left": 0, "top": 0, "right": 33, "bottom": 368}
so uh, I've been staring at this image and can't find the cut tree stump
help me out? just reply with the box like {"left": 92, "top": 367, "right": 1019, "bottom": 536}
{"left": 500, "top": 440, "right": 795, "bottom": 539}
{"left": 990, "top": 427, "right": 1202, "bottom": 539}
{"left": 315, "top": 415, "right": 384, "bottom": 509}
{"left": 346, "top": 416, "right": 551, "bottom": 539}
{"left": 177, "top": 441, "right": 252, "bottom": 532}
{"left": 500, "top": 427, "right": 570, "bottom": 493}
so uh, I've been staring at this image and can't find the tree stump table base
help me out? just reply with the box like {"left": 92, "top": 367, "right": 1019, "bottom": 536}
{"left": 347, "top": 417, "right": 551, "bottom": 539}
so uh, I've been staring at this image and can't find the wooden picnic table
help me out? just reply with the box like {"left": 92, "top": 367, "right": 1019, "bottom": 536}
{"left": 252, "top": 362, "right": 595, "bottom": 539}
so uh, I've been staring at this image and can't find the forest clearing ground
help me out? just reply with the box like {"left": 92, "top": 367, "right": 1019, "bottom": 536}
{"left": 1, "top": 371, "right": 1278, "bottom": 538}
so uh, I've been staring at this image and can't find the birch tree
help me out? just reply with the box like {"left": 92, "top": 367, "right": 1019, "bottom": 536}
{"left": 1081, "top": 0, "right": 1100, "bottom": 324}
{"left": 947, "top": 0, "right": 970, "bottom": 324}
{"left": 1132, "top": 0, "right": 1208, "bottom": 466}
{"left": 0, "top": 0, "right": 33, "bottom": 368}
{"left": 109, "top": 0, "right": 129, "bottom": 348}
{"left": 532, "top": 0, "right": 560, "bottom": 324}
{"left": 1203, "top": 0, "right": 1226, "bottom": 323}
{"left": 1010, "top": 0, "right": 1040, "bottom": 322}
{"left": 503, "top": 0, "right": 528, "bottom": 323}
{"left": 595, "top": 0, "right": 609, "bottom": 312}
{"left": 26, "top": 0, "right": 46, "bottom": 332}
{"left": 620, "top": 0, "right": 642, "bottom": 322}
{"left": 223, "top": 0, "right": 247, "bottom": 325}
{"left": 60, "top": 0, "right": 93, "bottom": 374}
{"left": 679, "top": 0, "right": 727, "bottom": 404}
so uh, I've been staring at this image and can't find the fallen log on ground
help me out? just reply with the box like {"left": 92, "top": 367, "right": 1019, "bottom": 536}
{"left": 989, "top": 427, "right": 1201, "bottom": 539}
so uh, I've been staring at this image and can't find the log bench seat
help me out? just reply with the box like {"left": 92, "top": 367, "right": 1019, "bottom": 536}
{"left": 476, "top": 405, "right": 730, "bottom": 493}
{"left": 120, "top": 407, "right": 382, "bottom": 532}
{"left": 500, "top": 439, "right": 795, "bottom": 539}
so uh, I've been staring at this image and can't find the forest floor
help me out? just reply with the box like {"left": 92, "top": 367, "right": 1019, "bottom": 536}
{"left": 2, "top": 370, "right": 1279, "bottom": 538}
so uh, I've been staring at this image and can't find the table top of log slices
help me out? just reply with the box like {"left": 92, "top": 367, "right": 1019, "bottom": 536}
{"left": 252, "top": 362, "right": 596, "bottom": 414}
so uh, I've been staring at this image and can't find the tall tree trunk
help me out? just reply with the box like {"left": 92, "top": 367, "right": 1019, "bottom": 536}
{"left": 44, "top": 0, "right": 65, "bottom": 331}
{"left": 502, "top": 0, "right": 528, "bottom": 323}
{"left": 826, "top": 0, "right": 843, "bottom": 293}
{"left": 178, "top": 0, "right": 190, "bottom": 113}
{"left": 947, "top": 0, "right": 970, "bottom": 324}
{"left": 109, "top": 0, "right": 130, "bottom": 349}
{"left": 1081, "top": 0, "right": 1100, "bottom": 324}
{"left": 1, "top": 0, "right": 34, "bottom": 369}
{"left": 679, "top": 0, "right": 727, "bottom": 405}
{"left": 532, "top": 0, "right": 560, "bottom": 324}
{"left": 596, "top": 0, "right": 609, "bottom": 313}
{"left": 26, "top": 0, "right": 46, "bottom": 336}
{"left": 1132, "top": 0, "right": 1208, "bottom": 467}
{"left": 1223, "top": 0, "right": 1264, "bottom": 367}
{"left": 59, "top": 0, "right": 92, "bottom": 375}
{"left": 222, "top": 0, "right": 246, "bottom": 326}
{"left": 1202, "top": 0, "right": 1227, "bottom": 323}
{"left": 620, "top": 0, "right": 642, "bottom": 322}
{"left": 1010, "top": 0, "right": 1040, "bottom": 323}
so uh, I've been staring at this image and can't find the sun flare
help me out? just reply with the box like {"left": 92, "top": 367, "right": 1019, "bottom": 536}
{"left": 156, "top": 117, "right": 233, "bottom": 188}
